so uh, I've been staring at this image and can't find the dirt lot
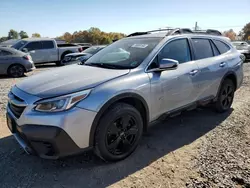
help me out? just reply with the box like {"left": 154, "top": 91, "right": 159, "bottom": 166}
{"left": 0, "top": 63, "right": 250, "bottom": 188}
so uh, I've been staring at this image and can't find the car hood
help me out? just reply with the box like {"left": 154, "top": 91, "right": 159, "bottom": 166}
{"left": 16, "top": 65, "right": 130, "bottom": 98}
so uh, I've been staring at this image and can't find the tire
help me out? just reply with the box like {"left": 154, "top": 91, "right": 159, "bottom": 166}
{"left": 7, "top": 64, "right": 25, "bottom": 78}
{"left": 94, "top": 103, "right": 143, "bottom": 162}
{"left": 215, "top": 79, "right": 235, "bottom": 113}
{"left": 56, "top": 61, "right": 62, "bottom": 66}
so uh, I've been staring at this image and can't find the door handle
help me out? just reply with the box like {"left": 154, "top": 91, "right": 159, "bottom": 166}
{"left": 189, "top": 69, "right": 199, "bottom": 76}
{"left": 219, "top": 62, "right": 226, "bottom": 67}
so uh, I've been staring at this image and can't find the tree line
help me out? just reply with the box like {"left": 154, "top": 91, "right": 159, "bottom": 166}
{"left": 1, "top": 23, "right": 249, "bottom": 44}
{"left": 0, "top": 27, "right": 126, "bottom": 45}
{"left": 56, "top": 27, "right": 126, "bottom": 44}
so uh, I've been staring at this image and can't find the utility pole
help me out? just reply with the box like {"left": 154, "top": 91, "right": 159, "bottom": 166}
{"left": 195, "top": 22, "right": 198, "bottom": 31}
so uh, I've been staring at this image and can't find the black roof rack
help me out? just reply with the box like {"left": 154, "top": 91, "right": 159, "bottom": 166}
{"left": 127, "top": 28, "right": 222, "bottom": 37}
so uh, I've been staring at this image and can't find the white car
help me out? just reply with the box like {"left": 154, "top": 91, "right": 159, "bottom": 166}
{"left": 12, "top": 38, "right": 83, "bottom": 66}
{"left": 232, "top": 41, "right": 250, "bottom": 61}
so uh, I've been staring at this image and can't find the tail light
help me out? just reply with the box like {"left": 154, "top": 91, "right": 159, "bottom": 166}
{"left": 78, "top": 47, "right": 83, "bottom": 52}
{"left": 23, "top": 55, "right": 30, "bottom": 60}
{"left": 240, "top": 54, "right": 246, "bottom": 62}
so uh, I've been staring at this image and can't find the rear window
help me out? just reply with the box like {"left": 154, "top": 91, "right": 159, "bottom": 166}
{"left": 191, "top": 38, "right": 214, "bottom": 60}
{"left": 213, "top": 40, "right": 230, "bottom": 54}
{"left": 42, "top": 41, "right": 54, "bottom": 49}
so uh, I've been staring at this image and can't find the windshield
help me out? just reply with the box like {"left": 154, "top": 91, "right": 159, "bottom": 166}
{"left": 12, "top": 40, "right": 28, "bottom": 49}
{"left": 85, "top": 37, "right": 162, "bottom": 69}
{"left": 83, "top": 46, "right": 103, "bottom": 54}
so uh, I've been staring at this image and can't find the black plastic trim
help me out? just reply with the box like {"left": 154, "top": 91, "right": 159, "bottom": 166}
{"left": 15, "top": 124, "right": 89, "bottom": 159}
{"left": 89, "top": 92, "right": 150, "bottom": 147}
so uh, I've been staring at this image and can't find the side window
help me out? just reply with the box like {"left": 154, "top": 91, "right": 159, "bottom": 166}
{"left": 24, "top": 42, "right": 42, "bottom": 51}
{"left": 42, "top": 41, "right": 54, "bottom": 49}
{"left": 191, "top": 38, "right": 214, "bottom": 60}
{"left": 158, "top": 39, "right": 191, "bottom": 64}
{"left": 0, "top": 50, "right": 12, "bottom": 56}
{"left": 213, "top": 40, "right": 230, "bottom": 54}
{"left": 210, "top": 41, "right": 220, "bottom": 56}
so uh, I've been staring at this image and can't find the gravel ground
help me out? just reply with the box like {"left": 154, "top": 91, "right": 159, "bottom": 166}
{"left": 0, "top": 63, "right": 250, "bottom": 188}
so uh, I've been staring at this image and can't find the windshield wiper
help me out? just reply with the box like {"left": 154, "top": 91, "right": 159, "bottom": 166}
{"left": 85, "top": 63, "right": 129, "bottom": 69}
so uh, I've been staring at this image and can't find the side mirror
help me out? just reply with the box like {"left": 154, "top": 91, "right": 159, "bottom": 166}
{"left": 21, "top": 48, "right": 28, "bottom": 53}
{"left": 29, "top": 50, "right": 35, "bottom": 54}
{"left": 151, "top": 58, "right": 178, "bottom": 72}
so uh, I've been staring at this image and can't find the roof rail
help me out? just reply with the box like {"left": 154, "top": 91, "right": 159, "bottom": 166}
{"left": 127, "top": 28, "right": 222, "bottom": 37}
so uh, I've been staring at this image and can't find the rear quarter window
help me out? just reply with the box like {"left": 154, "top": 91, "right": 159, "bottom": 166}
{"left": 213, "top": 40, "right": 231, "bottom": 54}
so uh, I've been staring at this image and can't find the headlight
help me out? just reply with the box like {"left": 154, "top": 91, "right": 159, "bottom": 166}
{"left": 34, "top": 89, "right": 91, "bottom": 112}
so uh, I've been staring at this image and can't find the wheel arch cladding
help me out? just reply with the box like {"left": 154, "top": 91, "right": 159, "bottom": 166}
{"left": 216, "top": 71, "right": 237, "bottom": 100}
{"left": 89, "top": 92, "right": 149, "bottom": 147}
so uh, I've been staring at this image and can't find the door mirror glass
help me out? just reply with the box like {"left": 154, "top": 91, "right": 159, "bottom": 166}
{"left": 159, "top": 58, "right": 179, "bottom": 70}
{"left": 151, "top": 58, "right": 179, "bottom": 72}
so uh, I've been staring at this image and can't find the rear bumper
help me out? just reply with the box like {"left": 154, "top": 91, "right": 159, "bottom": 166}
{"left": 26, "top": 66, "right": 36, "bottom": 72}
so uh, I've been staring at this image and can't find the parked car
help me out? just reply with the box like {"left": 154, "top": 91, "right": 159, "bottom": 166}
{"left": 61, "top": 45, "right": 106, "bottom": 65}
{"left": 0, "top": 39, "right": 20, "bottom": 47}
{"left": 6, "top": 28, "right": 244, "bottom": 161}
{"left": 0, "top": 47, "right": 35, "bottom": 77}
{"left": 11, "top": 38, "right": 83, "bottom": 66}
{"left": 232, "top": 41, "right": 250, "bottom": 61}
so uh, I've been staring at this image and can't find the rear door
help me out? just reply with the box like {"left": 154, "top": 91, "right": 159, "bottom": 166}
{"left": 190, "top": 38, "right": 229, "bottom": 100}
{"left": 0, "top": 49, "right": 13, "bottom": 74}
{"left": 22, "top": 41, "right": 44, "bottom": 63}
{"left": 41, "top": 41, "right": 58, "bottom": 62}
{"left": 148, "top": 38, "right": 200, "bottom": 118}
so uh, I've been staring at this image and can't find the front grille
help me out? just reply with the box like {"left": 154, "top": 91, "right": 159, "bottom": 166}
{"left": 8, "top": 102, "right": 26, "bottom": 118}
{"left": 8, "top": 92, "right": 27, "bottom": 118}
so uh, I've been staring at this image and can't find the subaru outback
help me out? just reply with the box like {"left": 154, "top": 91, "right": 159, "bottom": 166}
{"left": 6, "top": 28, "right": 244, "bottom": 161}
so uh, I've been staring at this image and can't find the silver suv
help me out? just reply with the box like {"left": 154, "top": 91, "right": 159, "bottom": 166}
{"left": 6, "top": 28, "right": 244, "bottom": 161}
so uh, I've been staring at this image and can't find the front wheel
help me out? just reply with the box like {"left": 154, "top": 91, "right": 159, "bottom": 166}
{"left": 94, "top": 103, "right": 143, "bottom": 162}
{"left": 215, "top": 79, "right": 235, "bottom": 113}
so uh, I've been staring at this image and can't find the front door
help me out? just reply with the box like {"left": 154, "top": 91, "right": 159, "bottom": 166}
{"left": 147, "top": 38, "right": 200, "bottom": 120}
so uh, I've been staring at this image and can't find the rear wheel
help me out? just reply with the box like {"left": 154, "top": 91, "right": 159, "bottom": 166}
{"left": 215, "top": 79, "right": 235, "bottom": 113}
{"left": 94, "top": 103, "right": 143, "bottom": 161}
{"left": 8, "top": 64, "right": 25, "bottom": 78}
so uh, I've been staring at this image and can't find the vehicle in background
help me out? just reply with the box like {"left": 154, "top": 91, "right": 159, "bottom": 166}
{"left": 6, "top": 28, "right": 244, "bottom": 161}
{"left": 11, "top": 38, "right": 83, "bottom": 66}
{"left": 0, "top": 39, "right": 20, "bottom": 47}
{"left": 232, "top": 41, "right": 250, "bottom": 61}
{"left": 61, "top": 45, "right": 106, "bottom": 65}
{"left": 0, "top": 47, "right": 35, "bottom": 77}
{"left": 73, "top": 43, "right": 92, "bottom": 51}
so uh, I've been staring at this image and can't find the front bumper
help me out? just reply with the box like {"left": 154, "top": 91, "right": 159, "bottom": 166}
{"left": 7, "top": 116, "right": 89, "bottom": 159}
{"left": 6, "top": 86, "right": 97, "bottom": 159}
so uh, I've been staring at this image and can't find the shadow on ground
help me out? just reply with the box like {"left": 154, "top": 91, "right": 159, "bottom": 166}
{"left": 0, "top": 107, "right": 233, "bottom": 188}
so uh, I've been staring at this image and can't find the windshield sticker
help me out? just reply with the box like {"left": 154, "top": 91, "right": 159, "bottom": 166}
{"left": 131, "top": 44, "right": 148, "bottom": 48}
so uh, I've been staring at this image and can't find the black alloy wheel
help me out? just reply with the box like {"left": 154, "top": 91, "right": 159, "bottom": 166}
{"left": 215, "top": 79, "right": 235, "bottom": 112}
{"left": 94, "top": 103, "right": 143, "bottom": 161}
{"left": 106, "top": 114, "right": 139, "bottom": 155}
